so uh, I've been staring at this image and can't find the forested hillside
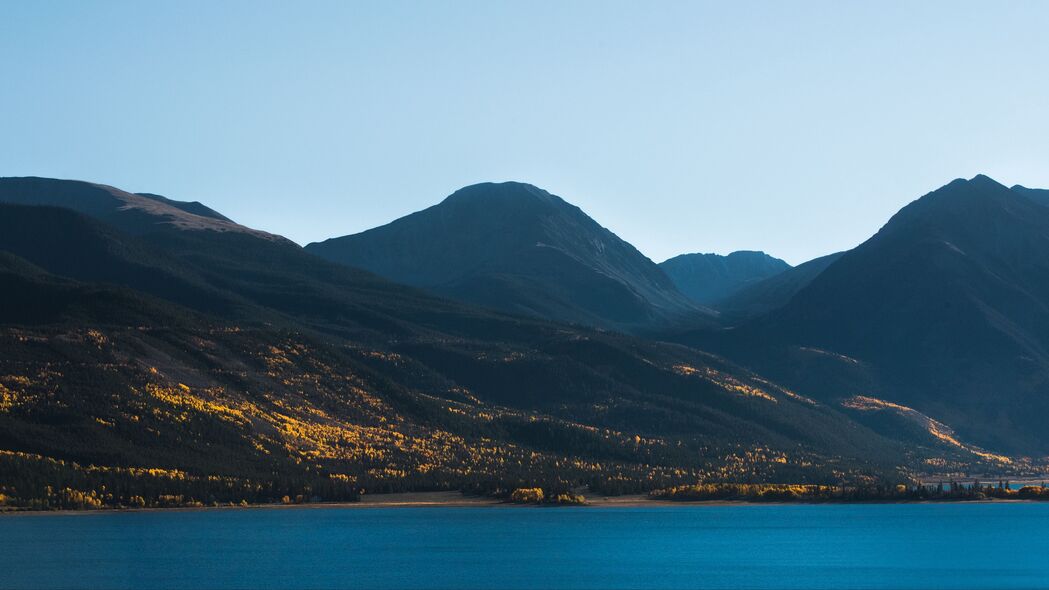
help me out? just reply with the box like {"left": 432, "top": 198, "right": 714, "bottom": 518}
{"left": 0, "top": 177, "right": 1035, "bottom": 510}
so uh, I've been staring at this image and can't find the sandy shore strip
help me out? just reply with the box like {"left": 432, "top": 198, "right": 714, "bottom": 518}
{"left": 356, "top": 490, "right": 501, "bottom": 507}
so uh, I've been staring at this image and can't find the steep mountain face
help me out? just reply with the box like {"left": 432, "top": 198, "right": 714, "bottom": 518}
{"left": 712, "top": 252, "right": 844, "bottom": 321}
{"left": 660, "top": 251, "right": 790, "bottom": 305}
{"left": 306, "top": 182, "right": 709, "bottom": 332}
{"left": 5, "top": 178, "right": 982, "bottom": 509}
{"left": 692, "top": 176, "right": 1049, "bottom": 455}
{"left": 0, "top": 177, "right": 279, "bottom": 241}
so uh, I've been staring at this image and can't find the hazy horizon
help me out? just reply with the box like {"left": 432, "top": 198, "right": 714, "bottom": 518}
{"left": 4, "top": 1, "right": 1049, "bottom": 265}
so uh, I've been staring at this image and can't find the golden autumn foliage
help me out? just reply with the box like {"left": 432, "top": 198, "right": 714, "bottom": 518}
{"left": 1016, "top": 486, "right": 1049, "bottom": 499}
{"left": 842, "top": 395, "right": 1013, "bottom": 464}
{"left": 553, "top": 493, "right": 586, "bottom": 505}
{"left": 510, "top": 488, "right": 544, "bottom": 504}
{"left": 673, "top": 365, "right": 777, "bottom": 402}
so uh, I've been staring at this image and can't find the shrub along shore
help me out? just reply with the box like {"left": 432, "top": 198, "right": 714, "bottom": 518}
{"left": 649, "top": 481, "right": 1049, "bottom": 503}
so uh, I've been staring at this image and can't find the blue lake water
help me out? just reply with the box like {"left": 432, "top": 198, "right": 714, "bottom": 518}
{"left": 2, "top": 503, "right": 1048, "bottom": 589}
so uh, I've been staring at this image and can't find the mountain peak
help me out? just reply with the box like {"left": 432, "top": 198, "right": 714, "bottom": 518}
{"left": 938, "top": 174, "right": 1005, "bottom": 192}
{"left": 306, "top": 182, "right": 707, "bottom": 331}
{"left": 661, "top": 250, "right": 787, "bottom": 266}
{"left": 885, "top": 174, "right": 1018, "bottom": 229}
{"left": 440, "top": 181, "right": 568, "bottom": 212}
{"left": 726, "top": 250, "right": 777, "bottom": 260}
{"left": 967, "top": 173, "right": 1006, "bottom": 188}
{"left": 660, "top": 250, "right": 790, "bottom": 305}
{"left": 447, "top": 181, "right": 547, "bottom": 197}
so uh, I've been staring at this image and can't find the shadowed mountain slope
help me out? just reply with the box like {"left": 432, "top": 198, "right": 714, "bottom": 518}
{"left": 660, "top": 251, "right": 790, "bottom": 305}
{"left": 712, "top": 251, "right": 845, "bottom": 321}
{"left": 0, "top": 204, "right": 243, "bottom": 317}
{"left": 678, "top": 175, "right": 1049, "bottom": 455}
{"left": 1012, "top": 184, "right": 1049, "bottom": 208}
{"left": 306, "top": 182, "right": 710, "bottom": 333}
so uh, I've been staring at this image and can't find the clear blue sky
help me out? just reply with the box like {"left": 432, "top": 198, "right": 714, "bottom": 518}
{"left": 3, "top": 1, "right": 1048, "bottom": 264}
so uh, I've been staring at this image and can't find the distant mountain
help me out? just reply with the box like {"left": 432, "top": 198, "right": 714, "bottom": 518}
{"left": 712, "top": 251, "right": 844, "bottom": 321}
{"left": 306, "top": 182, "right": 710, "bottom": 332}
{"left": 682, "top": 175, "right": 1049, "bottom": 455}
{"left": 660, "top": 251, "right": 790, "bottom": 305}
{"left": 0, "top": 177, "right": 279, "bottom": 241}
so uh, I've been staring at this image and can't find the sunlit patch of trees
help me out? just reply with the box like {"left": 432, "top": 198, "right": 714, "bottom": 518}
{"left": 842, "top": 395, "right": 1015, "bottom": 465}
{"left": 653, "top": 483, "right": 836, "bottom": 502}
{"left": 1017, "top": 485, "right": 1049, "bottom": 499}
{"left": 553, "top": 492, "right": 586, "bottom": 505}
{"left": 0, "top": 374, "right": 35, "bottom": 412}
{"left": 509, "top": 487, "right": 544, "bottom": 504}
{"left": 0, "top": 450, "right": 358, "bottom": 510}
{"left": 505, "top": 488, "right": 587, "bottom": 505}
{"left": 672, "top": 365, "right": 777, "bottom": 402}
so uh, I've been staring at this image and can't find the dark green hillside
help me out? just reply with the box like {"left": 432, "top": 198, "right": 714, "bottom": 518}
{"left": 0, "top": 260, "right": 916, "bottom": 509}
{"left": 0, "top": 204, "right": 242, "bottom": 317}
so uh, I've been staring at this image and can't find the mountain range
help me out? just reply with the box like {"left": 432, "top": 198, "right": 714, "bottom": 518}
{"left": 1, "top": 173, "right": 1046, "bottom": 508}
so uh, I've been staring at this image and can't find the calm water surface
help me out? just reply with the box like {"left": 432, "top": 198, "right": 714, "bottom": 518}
{"left": 1, "top": 503, "right": 1048, "bottom": 589}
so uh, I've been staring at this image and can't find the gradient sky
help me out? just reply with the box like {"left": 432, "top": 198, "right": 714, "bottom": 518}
{"left": 3, "top": 1, "right": 1048, "bottom": 264}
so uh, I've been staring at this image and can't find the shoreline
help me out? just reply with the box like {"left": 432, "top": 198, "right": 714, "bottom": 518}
{"left": 2, "top": 490, "right": 1046, "bottom": 516}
